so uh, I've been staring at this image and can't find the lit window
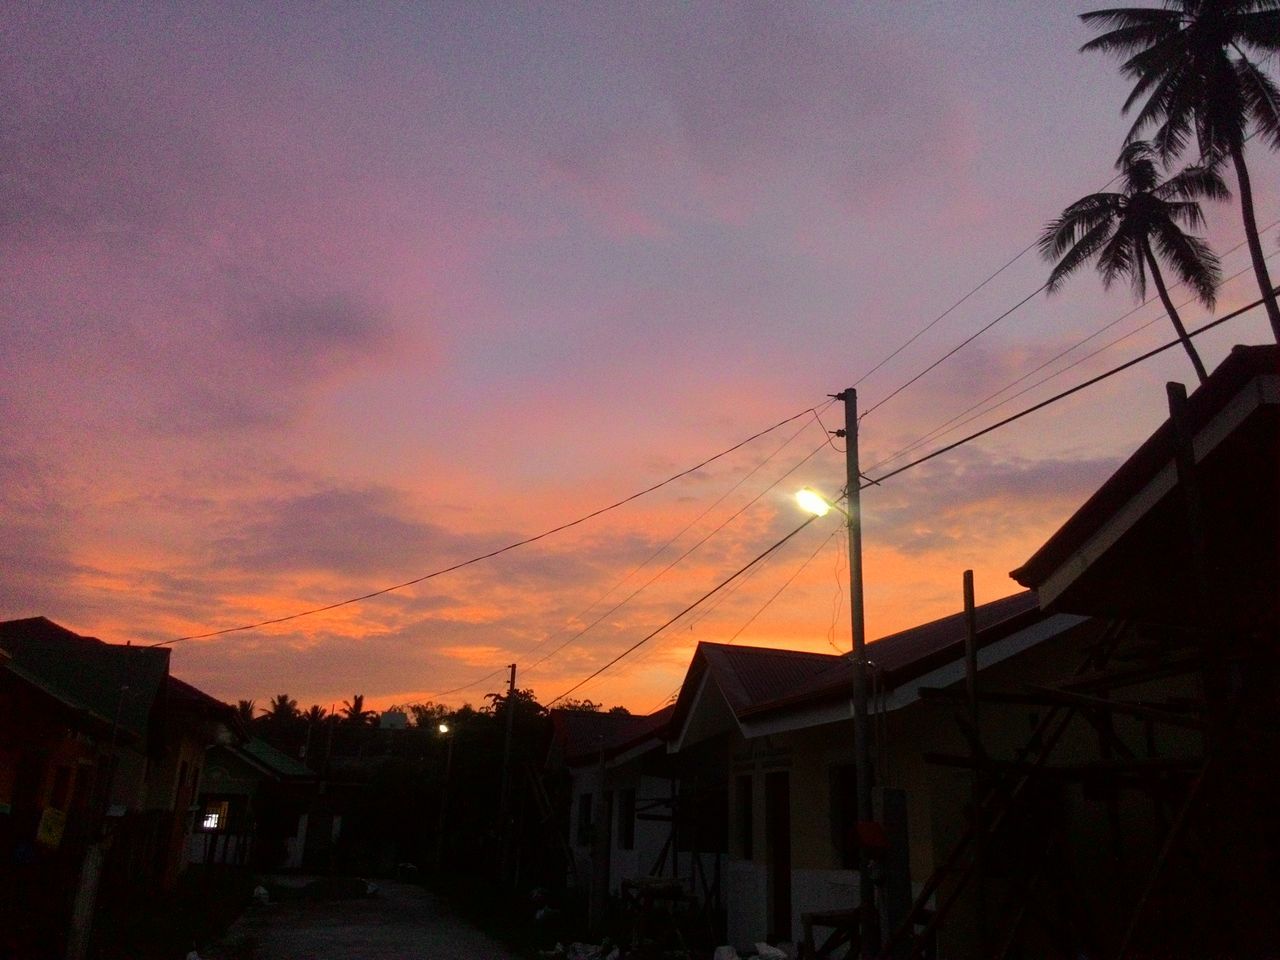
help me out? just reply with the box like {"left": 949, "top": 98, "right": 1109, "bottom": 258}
{"left": 200, "top": 800, "right": 229, "bottom": 831}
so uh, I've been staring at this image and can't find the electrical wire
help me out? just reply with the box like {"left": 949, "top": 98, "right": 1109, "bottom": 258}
{"left": 726, "top": 525, "right": 842, "bottom": 645}
{"left": 861, "top": 288, "right": 1276, "bottom": 489}
{"left": 155, "top": 402, "right": 828, "bottom": 646}
{"left": 524, "top": 438, "right": 831, "bottom": 673}
{"left": 550, "top": 289, "right": 1274, "bottom": 705}
{"left": 861, "top": 282, "right": 1048, "bottom": 420}
{"left": 642, "top": 523, "right": 843, "bottom": 713}
{"left": 545, "top": 512, "right": 823, "bottom": 706}
{"left": 867, "top": 232, "right": 1279, "bottom": 473}
{"left": 851, "top": 242, "right": 1041, "bottom": 388}
{"left": 849, "top": 171, "right": 1125, "bottom": 399}
{"left": 512, "top": 411, "right": 825, "bottom": 668}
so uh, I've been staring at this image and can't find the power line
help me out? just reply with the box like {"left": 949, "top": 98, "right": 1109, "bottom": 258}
{"left": 517, "top": 408, "right": 829, "bottom": 669}
{"left": 546, "top": 513, "right": 822, "bottom": 706}
{"left": 869, "top": 236, "right": 1279, "bottom": 473}
{"left": 852, "top": 242, "right": 1040, "bottom": 388}
{"left": 433, "top": 417, "right": 832, "bottom": 695}
{"left": 861, "top": 282, "right": 1047, "bottom": 420}
{"left": 862, "top": 288, "right": 1275, "bottom": 488}
{"left": 642, "top": 524, "right": 842, "bottom": 713}
{"left": 725, "top": 525, "right": 842, "bottom": 645}
{"left": 851, "top": 171, "right": 1126, "bottom": 407}
{"left": 525, "top": 439, "right": 831, "bottom": 674}
{"left": 154, "top": 402, "right": 827, "bottom": 646}
{"left": 551, "top": 291, "right": 1272, "bottom": 704}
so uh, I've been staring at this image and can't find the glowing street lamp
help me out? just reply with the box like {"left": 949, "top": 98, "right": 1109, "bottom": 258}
{"left": 796, "top": 487, "right": 847, "bottom": 519}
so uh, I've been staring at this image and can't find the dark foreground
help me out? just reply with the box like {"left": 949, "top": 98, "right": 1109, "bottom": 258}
{"left": 208, "top": 879, "right": 523, "bottom": 960}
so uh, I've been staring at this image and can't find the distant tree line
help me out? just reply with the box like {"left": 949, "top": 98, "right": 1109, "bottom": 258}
{"left": 234, "top": 688, "right": 626, "bottom": 884}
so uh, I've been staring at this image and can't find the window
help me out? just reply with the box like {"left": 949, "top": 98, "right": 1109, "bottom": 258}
{"left": 576, "top": 793, "right": 592, "bottom": 846}
{"left": 200, "top": 799, "right": 230, "bottom": 832}
{"left": 617, "top": 788, "right": 636, "bottom": 851}
{"left": 735, "top": 774, "right": 754, "bottom": 860}
{"left": 829, "top": 763, "right": 858, "bottom": 868}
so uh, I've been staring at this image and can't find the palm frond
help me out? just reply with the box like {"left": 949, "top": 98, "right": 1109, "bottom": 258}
{"left": 1158, "top": 164, "right": 1230, "bottom": 202}
{"left": 1044, "top": 217, "right": 1118, "bottom": 294}
{"left": 1080, "top": 19, "right": 1179, "bottom": 57}
{"left": 1162, "top": 199, "right": 1208, "bottom": 231}
{"left": 1098, "top": 230, "right": 1143, "bottom": 295}
{"left": 1039, "top": 194, "right": 1122, "bottom": 259}
{"left": 1152, "top": 220, "right": 1221, "bottom": 307}
{"left": 1235, "top": 56, "right": 1280, "bottom": 149}
{"left": 1234, "top": 10, "right": 1280, "bottom": 52}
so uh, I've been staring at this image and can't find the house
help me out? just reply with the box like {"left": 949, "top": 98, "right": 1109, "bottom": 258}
{"left": 961, "top": 343, "right": 1280, "bottom": 959}
{"left": 554, "top": 595, "right": 1101, "bottom": 953}
{"left": 189, "top": 735, "right": 317, "bottom": 870}
{"left": 0, "top": 617, "right": 236, "bottom": 958}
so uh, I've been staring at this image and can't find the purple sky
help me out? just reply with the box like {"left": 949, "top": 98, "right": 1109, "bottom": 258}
{"left": 4, "top": 2, "right": 1278, "bottom": 714}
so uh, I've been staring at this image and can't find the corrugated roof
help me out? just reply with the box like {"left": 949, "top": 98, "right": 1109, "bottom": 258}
{"left": 739, "top": 591, "right": 1043, "bottom": 718}
{"left": 237, "top": 737, "right": 315, "bottom": 779}
{"left": 0, "top": 616, "right": 169, "bottom": 742}
{"left": 663, "top": 592, "right": 1048, "bottom": 733}
{"left": 697, "top": 643, "right": 838, "bottom": 714}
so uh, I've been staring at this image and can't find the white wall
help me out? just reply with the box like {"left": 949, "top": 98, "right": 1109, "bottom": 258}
{"left": 725, "top": 858, "right": 768, "bottom": 950}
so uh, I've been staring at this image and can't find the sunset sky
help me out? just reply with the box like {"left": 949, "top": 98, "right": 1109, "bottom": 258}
{"left": 4, "top": 2, "right": 1278, "bottom": 715}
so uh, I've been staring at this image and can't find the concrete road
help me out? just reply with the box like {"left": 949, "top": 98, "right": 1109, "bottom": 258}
{"left": 209, "top": 880, "right": 525, "bottom": 960}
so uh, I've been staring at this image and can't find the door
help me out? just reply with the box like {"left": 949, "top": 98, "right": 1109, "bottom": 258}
{"left": 765, "top": 770, "right": 792, "bottom": 941}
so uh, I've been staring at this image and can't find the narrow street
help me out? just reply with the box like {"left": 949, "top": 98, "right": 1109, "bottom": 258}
{"left": 209, "top": 880, "right": 525, "bottom": 960}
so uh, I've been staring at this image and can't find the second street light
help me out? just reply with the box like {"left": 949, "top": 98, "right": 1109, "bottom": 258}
{"left": 795, "top": 386, "right": 876, "bottom": 958}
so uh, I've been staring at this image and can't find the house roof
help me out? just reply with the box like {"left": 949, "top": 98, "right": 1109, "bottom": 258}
{"left": 552, "top": 705, "right": 675, "bottom": 767}
{"left": 0, "top": 616, "right": 170, "bottom": 743}
{"left": 665, "top": 592, "right": 1049, "bottom": 743}
{"left": 739, "top": 591, "right": 1044, "bottom": 720}
{"left": 234, "top": 737, "right": 315, "bottom": 779}
{"left": 167, "top": 674, "right": 237, "bottom": 724}
{"left": 1011, "top": 344, "right": 1279, "bottom": 626}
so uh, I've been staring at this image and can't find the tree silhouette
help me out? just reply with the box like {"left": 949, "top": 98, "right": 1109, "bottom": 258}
{"left": 341, "top": 694, "right": 376, "bottom": 726}
{"left": 263, "top": 693, "right": 299, "bottom": 723}
{"left": 1041, "top": 141, "right": 1225, "bottom": 382}
{"left": 1081, "top": 0, "right": 1280, "bottom": 339}
{"left": 302, "top": 704, "right": 328, "bottom": 726}
{"left": 235, "top": 699, "right": 256, "bottom": 726}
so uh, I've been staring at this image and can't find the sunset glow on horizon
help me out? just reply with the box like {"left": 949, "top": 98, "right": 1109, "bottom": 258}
{"left": 5, "top": 2, "right": 1278, "bottom": 716}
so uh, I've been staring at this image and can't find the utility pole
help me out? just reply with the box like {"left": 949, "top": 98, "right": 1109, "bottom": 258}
{"left": 839, "top": 388, "right": 876, "bottom": 958}
{"left": 498, "top": 662, "right": 517, "bottom": 882}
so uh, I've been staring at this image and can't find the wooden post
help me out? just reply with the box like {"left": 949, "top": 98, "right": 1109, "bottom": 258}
{"left": 963, "top": 570, "right": 986, "bottom": 957}
{"left": 841, "top": 388, "right": 877, "bottom": 959}
{"left": 589, "top": 739, "right": 610, "bottom": 937}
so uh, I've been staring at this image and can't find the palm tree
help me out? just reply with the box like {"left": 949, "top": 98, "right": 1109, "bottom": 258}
{"left": 263, "top": 693, "right": 299, "bottom": 723}
{"left": 303, "top": 704, "right": 328, "bottom": 726}
{"left": 235, "top": 699, "right": 257, "bottom": 726}
{"left": 341, "top": 694, "right": 375, "bottom": 726}
{"left": 1041, "top": 141, "right": 1226, "bottom": 382}
{"left": 1081, "top": 0, "right": 1280, "bottom": 339}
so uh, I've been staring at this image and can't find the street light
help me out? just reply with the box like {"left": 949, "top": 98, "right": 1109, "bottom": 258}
{"left": 796, "top": 487, "right": 846, "bottom": 519}
{"left": 435, "top": 721, "right": 455, "bottom": 870}
{"left": 795, "top": 387, "right": 876, "bottom": 958}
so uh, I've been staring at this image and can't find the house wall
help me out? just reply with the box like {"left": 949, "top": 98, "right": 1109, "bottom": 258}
{"left": 723, "top": 724, "right": 860, "bottom": 947}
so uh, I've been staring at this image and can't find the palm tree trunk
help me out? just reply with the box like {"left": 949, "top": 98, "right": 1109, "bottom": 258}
{"left": 1229, "top": 145, "right": 1280, "bottom": 342}
{"left": 1144, "top": 243, "right": 1209, "bottom": 383}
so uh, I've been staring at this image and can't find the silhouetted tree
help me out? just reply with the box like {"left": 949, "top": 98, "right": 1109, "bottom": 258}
{"left": 341, "top": 694, "right": 376, "bottom": 726}
{"left": 1081, "top": 0, "right": 1280, "bottom": 338}
{"left": 1041, "top": 141, "right": 1225, "bottom": 381}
